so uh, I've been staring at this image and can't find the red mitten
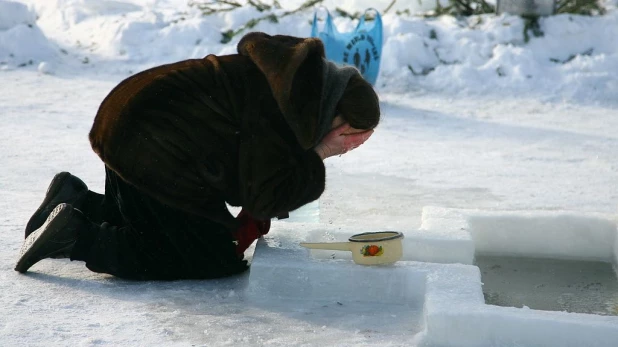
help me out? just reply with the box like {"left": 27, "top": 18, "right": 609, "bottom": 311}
{"left": 231, "top": 209, "right": 271, "bottom": 255}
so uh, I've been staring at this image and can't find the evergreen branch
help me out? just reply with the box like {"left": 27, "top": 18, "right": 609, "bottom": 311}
{"left": 383, "top": 0, "right": 397, "bottom": 14}
{"left": 555, "top": 0, "right": 606, "bottom": 15}
{"left": 248, "top": 0, "right": 271, "bottom": 12}
{"left": 453, "top": 0, "right": 474, "bottom": 16}
{"left": 220, "top": 0, "right": 323, "bottom": 43}
{"left": 335, "top": 7, "right": 361, "bottom": 20}
{"left": 188, "top": 0, "right": 241, "bottom": 15}
{"left": 478, "top": 0, "right": 494, "bottom": 13}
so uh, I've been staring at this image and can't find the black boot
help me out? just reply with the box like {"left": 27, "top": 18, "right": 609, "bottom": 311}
{"left": 25, "top": 172, "right": 88, "bottom": 238}
{"left": 15, "top": 203, "right": 86, "bottom": 273}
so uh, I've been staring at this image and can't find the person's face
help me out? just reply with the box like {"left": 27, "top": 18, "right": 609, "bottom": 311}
{"left": 331, "top": 115, "right": 367, "bottom": 135}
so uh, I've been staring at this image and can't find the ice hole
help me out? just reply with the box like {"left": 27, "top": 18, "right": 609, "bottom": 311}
{"left": 476, "top": 255, "right": 618, "bottom": 316}
{"left": 468, "top": 213, "right": 618, "bottom": 316}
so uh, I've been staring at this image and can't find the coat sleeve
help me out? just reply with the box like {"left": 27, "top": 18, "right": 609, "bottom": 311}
{"left": 238, "top": 119, "right": 326, "bottom": 220}
{"left": 233, "top": 33, "right": 334, "bottom": 219}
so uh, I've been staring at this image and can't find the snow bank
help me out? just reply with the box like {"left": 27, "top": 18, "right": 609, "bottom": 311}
{"left": 8, "top": 0, "right": 618, "bottom": 104}
{"left": 0, "top": 0, "right": 57, "bottom": 68}
{"left": 380, "top": 10, "right": 618, "bottom": 104}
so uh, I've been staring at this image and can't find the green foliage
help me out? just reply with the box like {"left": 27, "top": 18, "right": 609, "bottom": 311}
{"left": 188, "top": 0, "right": 241, "bottom": 16}
{"left": 416, "top": 0, "right": 606, "bottom": 45}
{"left": 408, "top": 65, "right": 435, "bottom": 76}
{"left": 189, "top": 0, "right": 323, "bottom": 43}
{"left": 190, "top": 0, "right": 408, "bottom": 44}
{"left": 334, "top": 7, "right": 362, "bottom": 20}
{"left": 429, "top": 28, "right": 438, "bottom": 40}
{"left": 549, "top": 47, "right": 594, "bottom": 64}
{"left": 421, "top": 0, "right": 607, "bottom": 17}
{"left": 333, "top": 7, "right": 380, "bottom": 21}
{"left": 425, "top": 0, "right": 495, "bottom": 17}
{"left": 523, "top": 17, "right": 544, "bottom": 43}
{"left": 188, "top": 0, "right": 282, "bottom": 15}
{"left": 189, "top": 0, "right": 609, "bottom": 47}
{"left": 555, "top": 0, "right": 606, "bottom": 15}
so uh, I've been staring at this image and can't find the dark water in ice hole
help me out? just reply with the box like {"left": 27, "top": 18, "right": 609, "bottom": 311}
{"left": 476, "top": 256, "right": 618, "bottom": 316}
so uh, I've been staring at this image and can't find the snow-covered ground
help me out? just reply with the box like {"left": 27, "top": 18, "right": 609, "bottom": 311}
{"left": 1, "top": 0, "right": 617, "bottom": 346}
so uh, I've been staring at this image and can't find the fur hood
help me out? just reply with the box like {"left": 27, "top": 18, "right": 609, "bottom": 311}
{"left": 237, "top": 32, "right": 359, "bottom": 149}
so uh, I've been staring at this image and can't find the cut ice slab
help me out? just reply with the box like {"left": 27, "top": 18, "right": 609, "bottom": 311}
{"left": 420, "top": 206, "right": 618, "bottom": 346}
{"left": 247, "top": 222, "right": 428, "bottom": 342}
{"left": 248, "top": 208, "right": 618, "bottom": 347}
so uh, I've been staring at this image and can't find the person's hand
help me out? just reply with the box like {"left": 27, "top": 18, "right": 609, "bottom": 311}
{"left": 232, "top": 209, "right": 271, "bottom": 255}
{"left": 314, "top": 122, "right": 374, "bottom": 160}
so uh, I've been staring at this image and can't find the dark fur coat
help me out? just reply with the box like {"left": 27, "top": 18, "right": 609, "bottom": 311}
{"left": 89, "top": 32, "right": 366, "bottom": 228}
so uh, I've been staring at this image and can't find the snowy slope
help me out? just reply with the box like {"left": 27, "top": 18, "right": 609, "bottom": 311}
{"left": 3, "top": 0, "right": 618, "bottom": 104}
{"left": 1, "top": 0, "right": 618, "bottom": 346}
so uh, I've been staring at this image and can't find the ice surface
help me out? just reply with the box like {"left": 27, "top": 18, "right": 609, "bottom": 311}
{"left": 248, "top": 223, "right": 427, "bottom": 345}
{"left": 419, "top": 208, "right": 618, "bottom": 346}
{"left": 2, "top": 0, "right": 618, "bottom": 346}
{"left": 469, "top": 213, "right": 618, "bottom": 261}
{"left": 281, "top": 200, "right": 321, "bottom": 224}
{"left": 249, "top": 211, "right": 618, "bottom": 347}
{"left": 615, "top": 231, "right": 618, "bottom": 271}
{"left": 248, "top": 224, "right": 427, "bottom": 305}
{"left": 421, "top": 207, "right": 618, "bottom": 263}
{"left": 304, "top": 217, "right": 475, "bottom": 264}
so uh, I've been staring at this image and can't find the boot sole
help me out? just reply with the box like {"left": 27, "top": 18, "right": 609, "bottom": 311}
{"left": 15, "top": 204, "right": 75, "bottom": 273}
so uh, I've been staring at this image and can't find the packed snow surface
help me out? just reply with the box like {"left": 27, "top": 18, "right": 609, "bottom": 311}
{"left": 1, "top": 0, "right": 617, "bottom": 346}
